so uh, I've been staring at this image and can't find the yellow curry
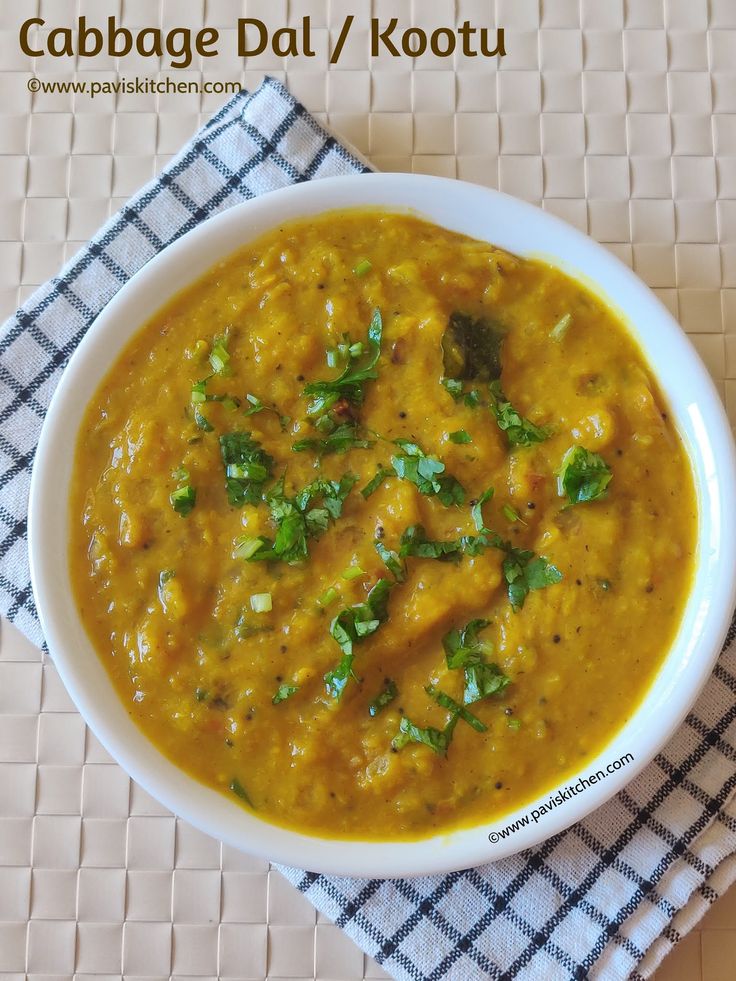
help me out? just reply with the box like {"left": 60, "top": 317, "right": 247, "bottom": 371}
{"left": 70, "top": 211, "right": 696, "bottom": 839}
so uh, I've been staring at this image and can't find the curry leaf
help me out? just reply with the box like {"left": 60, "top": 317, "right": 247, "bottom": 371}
{"left": 442, "top": 311, "right": 505, "bottom": 382}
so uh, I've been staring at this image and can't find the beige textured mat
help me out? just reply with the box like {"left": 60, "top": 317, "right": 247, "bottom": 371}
{"left": 1, "top": 0, "right": 735, "bottom": 977}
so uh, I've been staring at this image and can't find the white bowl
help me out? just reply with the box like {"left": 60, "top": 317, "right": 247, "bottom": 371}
{"left": 29, "top": 174, "right": 736, "bottom": 877}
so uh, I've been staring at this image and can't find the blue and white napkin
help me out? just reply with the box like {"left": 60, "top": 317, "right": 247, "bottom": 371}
{"left": 2, "top": 76, "right": 736, "bottom": 980}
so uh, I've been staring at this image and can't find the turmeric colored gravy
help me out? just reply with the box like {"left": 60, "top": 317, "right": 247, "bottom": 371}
{"left": 70, "top": 211, "right": 696, "bottom": 839}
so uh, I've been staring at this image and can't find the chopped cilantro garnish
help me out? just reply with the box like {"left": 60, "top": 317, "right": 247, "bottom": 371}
{"left": 557, "top": 446, "right": 612, "bottom": 506}
{"left": 244, "top": 393, "right": 289, "bottom": 431}
{"left": 229, "top": 777, "right": 253, "bottom": 806}
{"left": 501, "top": 546, "right": 562, "bottom": 612}
{"left": 441, "top": 377, "right": 463, "bottom": 400}
{"left": 191, "top": 379, "right": 208, "bottom": 404}
{"left": 489, "top": 381, "right": 551, "bottom": 448}
{"left": 170, "top": 484, "right": 196, "bottom": 517}
{"left": 194, "top": 405, "right": 214, "bottom": 432}
{"left": 442, "top": 618, "right": 491, "bottom": 669}
{"left": 463, "top": 662, "right": 510, "bottom": 705}
{"left": 391, "top": 439, "right": 465, "bottom": 507}
{"left": 425, "top": 684, "right": 487, "bottom": 732}
{"left": 399, "top": 525, "right": 464, "bottom": 563}
{"left": 368, "top": 678, "right": 398, "bottom": 716}
{"left": 361, "top": 465, "right": 393, "bottom": 499}
{"left": 471, "top": 488, "right": 494, "bottom": 531}
{"left": 342, "top": 565, "right": 366, "bottom": 581}
{"left": 324, "top": 579, "right": 394, "bottom": 699}
{"left": 194, "top": 687, "right": 208, "bottom": 702}
{"left": 441, "top": 618, "right": 511, "bottom": 706}
{"left": 272, "top": 683, "right": 298, "bottom": 704}
{"left": 392, "top": 714, "right": 457, "bottom": 755}
{"left": 295, "top": 310, "right": 382, "bottom": 456}
{"left": 209, "top": 335, "right": 231, "bottom": 375}
{"left": 294, "top": 473, "right": 358, "bottom": 519}
{"left": 502, "top": 503, "right": 526, "bottom": 524}
{"left": 374, "top": 540, "right": 405, "bottom": 581}
{"left": 319, "top": 586, "right": 338, "bottom": 607}
{"left": 172, "top": 466, "right": 189, "bottom": 482}
{"left": 247, "top": 473, "right": 357, "bottom": 564}
{"left": 292, "top": 422, "right": 373, "bottom": 457}
{"left": 303, "top": 308, "right": 383, "bottom": 417}
{"left": 219, "top": 432, "right": 273, "bottom": 507}
{"left": 354, "top": 258, "right": 372, "bottom": 277}
{"left": 449, "top": 429, "right": 472, "bottom": 444}
{"left": 190, "top": 373, "right": 243, "bottom": 430}
{"left": 464, "top": 388, "right": 482, "bottom": 408}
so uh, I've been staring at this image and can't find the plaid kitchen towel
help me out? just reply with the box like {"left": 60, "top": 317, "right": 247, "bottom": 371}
{"left": 2, "top": 75, "right": 736, "bottom": 981}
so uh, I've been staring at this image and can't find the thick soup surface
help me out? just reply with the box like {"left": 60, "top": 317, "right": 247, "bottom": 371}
{"left": 70, "top": 211, "right": 696, "bottom": 839}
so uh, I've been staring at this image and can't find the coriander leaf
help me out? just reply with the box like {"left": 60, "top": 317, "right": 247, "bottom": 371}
{"left": 399, "top": 525, "right": 464, "bottom": 563}
{"left": 449, "top": 429, "right": 472, "bottom": 444}
{"left": 244, "top": 393, "right": 289, "bottom": 431}
{"left": 464, "top": 389, "right": 482, "bottom": 408}
{"left": 463, "top": 662, "right": 510, "bottom": 705}
{"left": 170, "top": 484, "right": 196, "bottom": 517}
{"left": 442, "top": 618, "right": 492, "bottom": 670}
{"left": 442, "top": 311, "right": 505, "bottom": 382}
{"left": 361, "top": 465, "right": 393, "bottom": 499}
{"left": 441, "top": 618, "right": 511, "bottom": 706}
{"left": 392, "top": 714, "right": 457, "bottom": 755}
{"left": 390, "top": 439, "right": 465, "bottom": 506}
{"left": 325, "top": 579, "right": 394, "bottom": 699}
{"left": 209, "top": 334, "right": 231, "bottom": 375}
{"left": 425, "top": 684, "right": 487, "bottom": 732}
{"left": 303, "top": 308, "right": 383, "bottom": 416}
{"left": 219, "top": 432, "right": 273, "bottom": 507}
{"left": 272, "top": 683, "right": 298, "bottom": 704}
{"left": 293, "top": 422, "right": 373, "bottom": 457}
{"left": 374, "top": 540, "right": 405, "bottom": 581}
{"left": 489, "top": 380, "right": 550, "bottom": 448}
{"left": 471, "top": 487, "right": 494, "bottom": 531}
{"left": 368, "top": 678, "right": 398, "bottom": 717}
{"left": 294, "top": 472, "right": 357, "bottom": 519}
{"left": 501, "top": 546, "right": 562, "bottom": 612}
{"left": 502, "top": 503, "right": 526, "bottom": 524}
{"left": 229, "top": 777, "right": 253, "bottom": 806}
{"left": 557, "top": 445, "right": 612, "bottom": 506}
{"left": 437, "top": 475, "right": 466, "bottom": 507}
{"left": 247, "top": 473, "right": 356, "bottom": 565}
{"left": 441, "top": 377, "right": 463, "bottom": 400}
{"left": 194, "top": 405, "right": 214, "bottom": 432}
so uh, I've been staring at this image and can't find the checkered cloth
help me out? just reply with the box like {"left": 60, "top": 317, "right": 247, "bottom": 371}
{"left": 2, "top": 76, "right": 736, "bottom": 981}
